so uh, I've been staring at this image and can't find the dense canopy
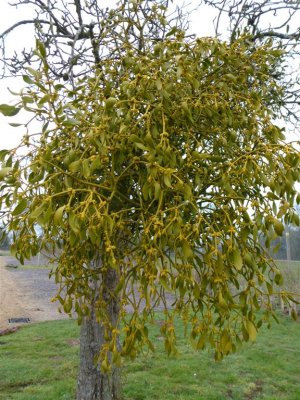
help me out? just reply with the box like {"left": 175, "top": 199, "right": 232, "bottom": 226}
{"left": 1, "top": 35, "right": 299, "bottom": 366}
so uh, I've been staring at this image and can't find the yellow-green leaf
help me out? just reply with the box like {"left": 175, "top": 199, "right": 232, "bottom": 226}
{"left": 274, "top": 220, "right": 284, "bottom": 236}
{"left": 0, "top": 167, "right": 12, "bottom": 179}
{"left": 12, "top": 199, "right": 27, "bottom": 216}
{"left": 0, "top": 104, "right": 21, "bottom": 117}
{"left": 69, "top": 160, "right": 81, "bottom": 173}
{"left": 245, "top": 320, "right": 257, "bottom": 341}
{"left": 54, "top": 206, "right": 65, "bottom": 225}
{"left": 232, "top": 249, "right": 243, "bottom": 270}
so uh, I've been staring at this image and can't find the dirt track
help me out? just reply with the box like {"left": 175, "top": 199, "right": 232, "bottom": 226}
{"left": 0, "top": 256, "right": 68, "bottom": 330}
{"left": 0, "top": 255, "right": 176, "bottom": 332}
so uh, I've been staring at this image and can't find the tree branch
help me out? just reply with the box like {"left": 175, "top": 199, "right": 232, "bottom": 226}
{"left": 74, "top": 0, "right": 83, "bottom": 26}
{"left": 0, "top": 19, "right": 50, "bottom": 39}
{"left": 253, "top": 30, "right": 300, "bottom": 41}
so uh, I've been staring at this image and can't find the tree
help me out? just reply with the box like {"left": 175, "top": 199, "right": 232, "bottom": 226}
{"left": 0, "top": 1, "right": 300, "bottom": 399}
{"left": 201, "top": 0, "right": 300, "bottom": 127}
{"left": 0, "top": 0, "right": 190, "bottom": 82}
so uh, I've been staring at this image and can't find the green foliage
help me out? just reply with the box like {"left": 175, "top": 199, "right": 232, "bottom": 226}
{"left": 0, "top": 34, "right": 299, "bottom": 364}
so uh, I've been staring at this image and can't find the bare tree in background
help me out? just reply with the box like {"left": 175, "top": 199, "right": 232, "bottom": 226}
{"left": 202, "top": 0, "right": 300, "bottom": 128}
{"left": 0, "top": 0, "right": 190, "bottom": 83}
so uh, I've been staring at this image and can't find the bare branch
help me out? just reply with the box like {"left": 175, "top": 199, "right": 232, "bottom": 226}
{"left": 1, "top": 0, "right": 189, "bottom": 81}
{"left": 253, "top": 30, "right": 300, "bottom": 41}
{"left": 74, "top": 0, "right": 83, "bottom": 26}
{"left": 0, "top": 19, "right": 50, "bottom": 39}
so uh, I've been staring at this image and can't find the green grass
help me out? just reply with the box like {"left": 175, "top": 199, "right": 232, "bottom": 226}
{"left": 275, "top": 260, "right": 300, "bottom": 296}
{"left": 276, "top": 259, "right": 300, "bottom": 274}
{"left": 0, "top": 314, "right": 299, "bottom": 400}
{"left": 0, "top": 250, "right": 11, "bottom": 256}
{"left": 0, "top": 320, "right": 78, "bottom": 400}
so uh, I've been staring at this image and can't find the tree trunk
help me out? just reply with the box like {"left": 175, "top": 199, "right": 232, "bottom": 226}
{"left": 77, "top": 268, "right": 122, "bottom": 400}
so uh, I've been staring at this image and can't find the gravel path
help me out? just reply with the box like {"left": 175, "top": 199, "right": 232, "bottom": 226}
{"left": 0, "top": 255, "right": 176, "bottom": 331}
{"left": 0, "top": 256, "right": 68, "bottom": 330}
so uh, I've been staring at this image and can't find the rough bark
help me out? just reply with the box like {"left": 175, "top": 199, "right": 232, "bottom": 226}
{"left": 77, "top": 267, "right": 121, "bottom": 400}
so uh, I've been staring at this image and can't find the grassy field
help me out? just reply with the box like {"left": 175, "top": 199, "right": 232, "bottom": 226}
{"left": 275, "top": 260, "right": 300, "bottom": 309}
{"left": 0, "top": 313, "right": 299, "bottom": 400}
{"left": 276, "top": 259, "right": 300, "bottom": 273}
{"left": 0, "top": 250, "right": 11, "bottom": 256}
{"left": 276, "top": 260, "right": 300, "bottom": 283}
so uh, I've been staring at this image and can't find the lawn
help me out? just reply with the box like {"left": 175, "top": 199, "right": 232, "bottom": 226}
{"left": 276, "top": 259, "right": 300, "bottom": 274}
{"left": 0, "top": 250, "right": 11, "bottom": 256}
{"left": 0, "top": 314, "right": 299, "bottom": 400}
{"left": 276, "top": 260, "right": 300, "bottom": 285}
{"left": 275, "top": 260, "right": 300, "bottom": 308}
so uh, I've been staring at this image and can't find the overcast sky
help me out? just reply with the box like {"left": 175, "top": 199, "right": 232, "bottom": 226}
{"left": 0, "top": 1, "right": 35, "bottom": 149}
